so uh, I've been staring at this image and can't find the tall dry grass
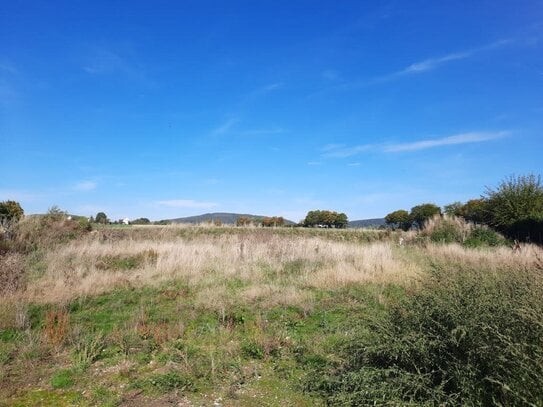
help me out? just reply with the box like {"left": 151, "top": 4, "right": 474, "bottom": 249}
{"left": 4, "top": 225, "right": 542, "bottom": 312}
{"left": 23, "top": 232, "right": 420, "bottom": 305}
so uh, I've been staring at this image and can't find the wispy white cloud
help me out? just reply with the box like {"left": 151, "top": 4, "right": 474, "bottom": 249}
{"left": 259, "top": 82, "right": 283, "bottom": 92}
{"left": 322, "top": 131, "right": 508, "bottom": 158}
{"left": 239, "top": 128, "right": 286, "bottom": 136}
{"left": 210, "top": 118, "right": 238, "bottom": 136}
{"left": 326, "top": 38, "right": 514, "bottom": 91}
{"left": 322, "top": 144, "right": 372, "bottom": 158}
{"left": 74, "top": 180, "right": 97, "bottom": 191}
{"left": 384, "top": 131, "right": 508, "bottom": 152}
{"left": 347, "top": 162, "right": 361, "bottom": 167}
{"left": 240, "top": 82, "right": 284, "bottom": 105}
{"left": 384, "top": 39, "right": 513, "bottom": 80}
{"left": 155, "top": 199, "right": 218, "bottom": 209}
{"left": 399, "top": 52, "right": 471, "bottom": 75}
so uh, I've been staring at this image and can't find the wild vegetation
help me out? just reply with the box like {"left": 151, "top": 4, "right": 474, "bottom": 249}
{"left": 1, "top": 175, "right": 543, "bottom": 406}
{"left": 386, "top": 173, "right": 543, "bottom": 243}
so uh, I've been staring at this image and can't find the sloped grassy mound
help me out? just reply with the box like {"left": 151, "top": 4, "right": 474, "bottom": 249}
{"left": 307, "top": 262, "right": 543, "bottom": 406}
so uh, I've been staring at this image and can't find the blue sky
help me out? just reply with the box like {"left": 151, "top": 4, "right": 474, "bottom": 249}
{"left": 1, "top": 1, "right": 542, "bottom": 222}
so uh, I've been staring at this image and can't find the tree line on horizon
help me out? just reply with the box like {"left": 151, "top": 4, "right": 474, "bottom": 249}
{"left": 1, "top": 174, "right": 542, "bottom": 241}
{"left": 384, "top": 174, "right": 543, "bottom": 243}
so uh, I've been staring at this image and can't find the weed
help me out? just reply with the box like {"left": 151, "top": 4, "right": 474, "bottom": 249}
{"left": 71, "top": 331, "right": 106, "bottom": 368}
{"left": 43, "top": 308, "right": 69, "bottom": 346}
{"left": 134, "top": 371, "right": 195, "bottom": 392}
{"left": 50, "top": 369, "right": 74, "bottom": 389}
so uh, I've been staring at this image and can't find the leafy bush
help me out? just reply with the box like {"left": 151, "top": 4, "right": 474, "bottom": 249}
{"left": 421, "top": 215, "right": 506, "bottom": 248}
{"left": 0, "top": 200, "right": 24, "bottom": 222}
{"left": 307, "top": 263, "right": 543, "bottom": 405}
{"left": 464, "top": 227, "right": 506, "bottom": 248}
{"left": 485, "top": 174, "right": 543, "bottom": 243}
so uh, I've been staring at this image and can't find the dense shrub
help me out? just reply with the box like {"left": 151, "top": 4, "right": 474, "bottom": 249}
{"left": 307, "top": 263, "right": 543, "bottom": 405}
{"left": 464, "top": 227, "right": 506, "bottom": 248}
{"left": 14, "top": 213, "right": 91, "bottom": 251}
{"left": 0, "top": 200, "right": 24, "bottom": 222}
{"left": 484, "top": 174, "right": 543, "bottom": 243}
{"left": 421, "top": 215, "right": 506, "bottom": 248}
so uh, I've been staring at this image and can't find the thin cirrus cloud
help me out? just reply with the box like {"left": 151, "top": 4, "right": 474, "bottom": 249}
{"left": 322, "top": 131, "right": 508, "bottom": 158}
{"left": 155, "top": 199, "right": 218, "bottom": 209}
{"left": 383, "top": 131, "right": 509, "bottom": 152}
{"left": 74, "top": 181, "right": 97, "bottom": 191}
{"left": 210, "top": 118, "right": 239, "bottom": 137}
{"left": 322, "top": 144, "right": 372, "bottom": 158}
{"left": 328, "top": 39, "right": 514, "bottom": 91}
{"left": 392, "top": 39, "right": 512, "bottom": 77}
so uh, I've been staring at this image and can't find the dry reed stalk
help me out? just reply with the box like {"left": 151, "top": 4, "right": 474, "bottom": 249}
{"left": 43, "top": 308, "right": 70, "bottom": 346}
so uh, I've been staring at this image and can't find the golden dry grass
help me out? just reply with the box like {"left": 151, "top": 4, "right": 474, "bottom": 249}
{"left": 18, "top": 231, "right": 417, "bottom": 304}
{"left": 4, "top": 225, "right": 542, "bottom": 312}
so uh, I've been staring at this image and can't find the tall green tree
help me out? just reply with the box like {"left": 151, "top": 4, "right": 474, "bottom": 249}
{"left": 334, "top": 213, "right": 349, "bottom": 229}
{"left": 385, "top": 209, "right": 411, "bottom": 231}
{"left": 95, "top": 212, "right": 109, "bottom": 224}
{"left": 303, "top": 210, "right": 348, "bottom": 228}
{"left": 458, "top": 199, "right": 488, "bottom": 224}
{"left": 484, "top": 174, "right": 543, "bottom": 241}
{"left": 0, "top": 200, "right": 24, "bottom": 222}
{"left": 443, "top": 202, "right": 463, "bottom": 216}
{"left": 410, "top": 203, "right": 441, "bottom": 229}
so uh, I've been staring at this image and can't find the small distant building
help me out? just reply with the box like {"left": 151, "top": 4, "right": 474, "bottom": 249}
{"left": 122, "top": 218, "right": 130, "bottom": 225}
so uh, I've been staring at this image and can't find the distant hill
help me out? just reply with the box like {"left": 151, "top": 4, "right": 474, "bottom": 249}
{"left": 162, "top": 212, "right": 296, "bottom": 225}
{"left": 348, "top": 218, "right": 386, "bottom": 228}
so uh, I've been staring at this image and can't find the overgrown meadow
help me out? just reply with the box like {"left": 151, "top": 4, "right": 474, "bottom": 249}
{"left": 1, "top": 215, "right": 542, "bottom": 406}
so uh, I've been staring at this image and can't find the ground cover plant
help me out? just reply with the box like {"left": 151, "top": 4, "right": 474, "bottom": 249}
{"left": 1, "top": 217, "right": 543, "bottom": 406}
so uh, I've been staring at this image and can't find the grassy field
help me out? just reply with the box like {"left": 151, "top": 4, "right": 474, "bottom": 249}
{"left": 1, "top": 218, "right": 543, "bottom": 406}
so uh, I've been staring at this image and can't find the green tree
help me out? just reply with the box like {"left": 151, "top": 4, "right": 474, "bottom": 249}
{"left": 458, "top": 199, "right": 488, "bottom": 224}
{"left": 131, "top": 218, "right": 151, "bottom": 225}
{"left": 410, "top": 203, "right": 441, "bottom": 229}
{"left": 95, "top": 212, "right": 109, "bottom": 224}
{"left": 0, "top": 200, "right": 24, "bottom": 222}
{"left": 303, "top": 210, "right": 348, "bottom": 228}
{"left": 334, "top": 213, "right": 349, "bottom": 229}
{"left": 443, "top": 202, "right": 463, "bottom": 216}
{"left": 385, "top": 209, "right": 411, "bottom": 231}
{"left": 484, "top": 174, "right": 543, "bottom": 242}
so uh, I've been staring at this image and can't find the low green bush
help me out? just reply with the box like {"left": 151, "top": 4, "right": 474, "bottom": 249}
{"left": 306, "top": 263, "right": 543, "bottom": 405}
{"left": 464, "top": 227, "right": 506, "bottom": 248}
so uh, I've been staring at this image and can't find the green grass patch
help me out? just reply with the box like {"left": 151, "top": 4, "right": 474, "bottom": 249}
{"left": 51, "top": 369, "right": 75, "bottom": 389}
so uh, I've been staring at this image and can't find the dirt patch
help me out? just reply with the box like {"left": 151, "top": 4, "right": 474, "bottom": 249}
{"left": 120, "top": 390, "right": 194, "bottom": 407}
